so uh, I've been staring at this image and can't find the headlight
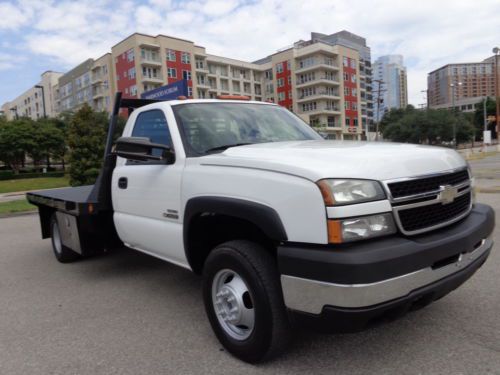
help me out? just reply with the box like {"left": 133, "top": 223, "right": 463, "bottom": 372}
{"left": 317, "top": 179, "right": 386, "bottom": 206}
{"left": 327, "top": 213, "right": 396, "bottom": 243}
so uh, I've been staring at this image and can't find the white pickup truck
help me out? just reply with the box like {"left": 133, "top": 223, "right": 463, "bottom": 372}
{"left": 27, "top": 94, "right": 495, "bottom": 363}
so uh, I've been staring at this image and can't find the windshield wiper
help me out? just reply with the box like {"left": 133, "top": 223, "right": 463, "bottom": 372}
{"left": 204, "top": 143, "right": 254, "bottom": 153}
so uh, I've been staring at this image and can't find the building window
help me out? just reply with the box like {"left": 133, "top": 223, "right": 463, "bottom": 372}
{"left": 287, "top": 60, "right": 291, "bottom": 70}
{"left": 188, "top": 87, "right": 193, "bottom": 97}
{"left": 128, "top": 67, "right": 136, "bottom": 79}
{"left": 181, "top": 52, "right": 190, "bottom": 64}
{"left": 344, "top": 101, "right": 350, "bottom": 110}
{"left": 278, "top": 92, "right": 285, "bottom": 101}
{"left": 288, "top": 76, "right": 292, "bottom": 85}
{"left": 265, "top": 70, "right": 273, "bottom": 80}
{"left": 351, "top": 75, "right": 357, "bottom": 83}
{"left": 344, "top": 72, "right": 349, "bottom": 81}
{"left": 195, "top": 59, "right": 204, "bottom": 69}
{"left": 168, "top": 68, "right": 177, "bottom": 78}
{"left": 345, "top": 117, "right": 350, "bottom": 126}
{"left": 183, "top": 70, "right": 192, "bottom": 80}
{"left": 343, "top": 57, "right": 348, "bottom": 67}
{"left": 352, "top": 102, "right": 358, "bottom": 111}
{"left": 167, "top": 49, "right": 176, "bottom": 61}
{"left": 352, "top": 88, "right": 357, "bottom": 97}
{"left": 276, "top": 63, "right": 283, "bottom": 73}
{"left": 350, "top": 59, "right": 356, "bottom": 69}
{"left": 130, "top": 85, "right": 138, "bottom": 96}
{"left": 344, "top": 87, "right": 350, "bottom": 96}
{"left": 353, "top": 118, "right": 358, "bottom": 126}
{"left": 277, "top": 78, "right": 284, "bottom": 88}
{"left": 127, "top": 49, "right": 135, "bottom": 62}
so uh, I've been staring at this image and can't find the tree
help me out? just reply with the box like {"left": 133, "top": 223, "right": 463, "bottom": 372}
{"left": 67, "top": 104, "right": 108, "bottom": 186}
{"left": 33, "top": 118, "right": 66, "bottom": 169}
{"left": 380, "top": 106, "right": 474, "bottom": 146}
{"left": 0, "top": 118, "right": 34, "bottom": 173}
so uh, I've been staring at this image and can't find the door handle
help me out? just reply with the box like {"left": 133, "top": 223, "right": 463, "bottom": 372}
{"left": 118, "top": 177, "right": 128, "bottom": 189}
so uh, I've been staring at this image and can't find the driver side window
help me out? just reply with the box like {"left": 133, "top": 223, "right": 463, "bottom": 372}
{"left": 131, "top": 110, "right": 172, "bottom": 159}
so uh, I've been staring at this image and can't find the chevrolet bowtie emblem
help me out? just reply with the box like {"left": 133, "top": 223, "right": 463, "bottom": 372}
{"left": 438, "top": 185, "right": 458, "bottom": 204}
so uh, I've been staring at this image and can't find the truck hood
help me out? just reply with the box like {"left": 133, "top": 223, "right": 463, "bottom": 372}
{"left": 199, "top": 140, "right": 467, "bottom": 181}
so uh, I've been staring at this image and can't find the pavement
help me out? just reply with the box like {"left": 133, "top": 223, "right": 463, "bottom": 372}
{"left": 1, "top": 156, "right": 500, "bottom": 374}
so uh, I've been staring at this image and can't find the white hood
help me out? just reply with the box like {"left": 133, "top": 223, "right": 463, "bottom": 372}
{"left": 199, "top": 140, "right": 467, "bottom": 181}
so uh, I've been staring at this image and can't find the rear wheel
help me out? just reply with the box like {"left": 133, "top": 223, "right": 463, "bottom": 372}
{"left": 202, "top": 240, "right": 291, "bottom": 363}
{"left": 50, "top": 214, "right": 80, "bottom": 263}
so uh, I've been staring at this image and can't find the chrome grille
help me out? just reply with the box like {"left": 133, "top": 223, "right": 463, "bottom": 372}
{"left": 384, "top": 169, "right": 473, "bottom": 235}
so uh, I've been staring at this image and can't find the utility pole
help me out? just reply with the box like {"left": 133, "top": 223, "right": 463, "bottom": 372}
{"left": 373, "top": 79, "right": 385, "bottom": 141}
{"left": 493, "top": 47, "right": 500, "bottom": 143}
{"left": 450, "top": 82, "right": 462, "bottom": 148}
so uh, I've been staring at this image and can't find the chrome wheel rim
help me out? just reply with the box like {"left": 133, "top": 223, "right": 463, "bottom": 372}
{"left": 212, "top": 269, "right": 255, "bottom": 340}
{"left": 52, "top": 221, "right": 62, "bottom": 255}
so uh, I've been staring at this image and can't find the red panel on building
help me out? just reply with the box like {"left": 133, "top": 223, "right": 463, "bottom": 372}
{"left": 166, "top": 49, "right": 193, "bottom": 97}
{"left": 343, "top": 57, "right": 358, "bottom": 128}
{"left": 276, "top": 60, "right": 293, "bottom": 110}
{"left": 115, "top": 48, "right": 137, "bottom": 99}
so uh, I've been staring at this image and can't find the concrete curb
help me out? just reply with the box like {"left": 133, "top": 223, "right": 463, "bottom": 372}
{"left": 0, "top": 210, "right": 38, "bottom": 219}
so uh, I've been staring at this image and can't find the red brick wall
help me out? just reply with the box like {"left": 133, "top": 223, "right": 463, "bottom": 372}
{"left": 115, "top": 48, "right": 137, "bottom": 99}
{"left": 343, "top": 57, "right": 358, "bottom": 128}
{"left": 276, "top": 60, "right": 293, "bottom": 109}
{"left": 166, "top": 49, "right": 193, "bottom": 97}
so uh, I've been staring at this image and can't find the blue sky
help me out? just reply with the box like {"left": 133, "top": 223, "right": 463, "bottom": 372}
{"left": 1, "top": 0, "right": 500, "bottom": 106}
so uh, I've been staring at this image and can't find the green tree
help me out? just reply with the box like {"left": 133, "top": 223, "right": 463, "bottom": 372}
{"left": 67, "top": 104, "right": 108, "bottom": 186}
{"left": 0, "top": 118, "right": 34, "bottom": 173}
{"left": 380, "top": 106, "right": 474, "bottom": 145}
{"left": 32, "top": 118, "right": 66, "bottom": 170}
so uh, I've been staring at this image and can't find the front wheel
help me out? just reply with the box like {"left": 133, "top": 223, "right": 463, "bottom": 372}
{"left": 202, "top": 240, "right": 291, "bottom": 363}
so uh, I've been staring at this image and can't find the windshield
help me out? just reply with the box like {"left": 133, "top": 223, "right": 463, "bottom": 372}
{"left": 172, "top": 103, "right": 322, "bottom": 155}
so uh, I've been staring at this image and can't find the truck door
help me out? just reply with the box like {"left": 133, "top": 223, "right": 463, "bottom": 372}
{"left": 112, "top": 109, "right": 187, "bottom": 268}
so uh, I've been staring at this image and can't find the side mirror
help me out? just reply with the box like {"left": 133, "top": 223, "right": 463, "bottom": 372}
{"left": 114, "top": 137, "right": 175, "bottom": 164}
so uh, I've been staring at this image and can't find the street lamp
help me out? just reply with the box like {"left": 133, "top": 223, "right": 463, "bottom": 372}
{"left": 34, "top": 85, "right": 47, "bottom": 118}
{"left": 450, "top": 81, "right": 462, "bottom": 148}
{"left": 493, "top": 47, "right": 500, "bottom": 143}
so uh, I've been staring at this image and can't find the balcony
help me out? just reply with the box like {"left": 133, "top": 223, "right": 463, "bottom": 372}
{"left": 141, "top": 75, "right": 163, "bottom": 84}
{"left": 296, "top": 77, "right": 340, "bottom": 88}
{"left": 300, "top": 105, "right": 341, "bottom": 116}
{"left": 295, "top": 62, "right": 339, "bottom": 74}
{"left": 91, "top": 74, "right": 103, "bottom": 84}
{"left": 141, "top": 56, "right": 162, "bottom": 67}
{"left": 92, "top": 87, "right": 105, "bottom": 99}
{"left": 296, "top": 92, "right": 340, "bottom": 103}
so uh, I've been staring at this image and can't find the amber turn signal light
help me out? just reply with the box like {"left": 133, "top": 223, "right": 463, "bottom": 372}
{"left": 327, "top": 220, "right": 342, "bottom": 244}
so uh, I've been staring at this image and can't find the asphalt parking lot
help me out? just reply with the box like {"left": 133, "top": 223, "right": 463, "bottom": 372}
{"left": 1, "top": 155, "right": 500, "bottom": 375}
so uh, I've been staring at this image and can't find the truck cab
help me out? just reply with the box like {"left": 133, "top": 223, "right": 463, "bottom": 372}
{"left": 27, "top": 96, "right": 495, "bottom": 363}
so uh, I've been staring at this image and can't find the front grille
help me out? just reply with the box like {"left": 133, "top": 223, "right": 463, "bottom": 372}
{"left": 388, "top": 170, "right": 469, "bottom": 199}
{"left": 397, "top": 192, "right": 471, "bottom": 232}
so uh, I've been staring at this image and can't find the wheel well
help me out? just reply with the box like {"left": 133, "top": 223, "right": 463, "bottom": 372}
{"left": 186, "top": 213, "right": 277, "bottom": 274}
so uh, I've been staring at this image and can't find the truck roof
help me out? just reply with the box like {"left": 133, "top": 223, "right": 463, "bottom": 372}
{"left": 147, "top": 98, "right": 278, "bottom": 108}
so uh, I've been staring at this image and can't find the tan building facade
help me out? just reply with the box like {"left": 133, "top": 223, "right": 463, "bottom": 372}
{"left": 2, "top": 71, "right": 62, "bottom": 120}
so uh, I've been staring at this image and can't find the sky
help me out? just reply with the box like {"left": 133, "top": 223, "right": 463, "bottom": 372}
{"left": 0, "top": 0, "right": 499, "bottom": 107}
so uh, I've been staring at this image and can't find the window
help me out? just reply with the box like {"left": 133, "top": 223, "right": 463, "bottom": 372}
{"left": 265, "top": 70, "right": 273, "bottom": 80}
{"left": 287, "top": 60, "right": 291, "bottom": 70}
{"left": 168, "top": 68, "right": 177, "bottom": 78}
{"left": 345, "top": 117, "right": 350, "bottom": 126}
{"left": 351, "top": 75, "right": 357, "bottom": 83}
{"left": 188, "top": 87, "right": 193, "bottom": 97}
{"left": 352, "top": 88, "right": 357, "bottom": 97}
{"left": 131, "top": 110, "right": 172, "bottom": 157}
{"left": 278, "top": 92, "right": 285, "bottom": 101}
{"left": 352, "top": 102, "right": 358, "bottom": 110}
{"left": 128, "top": 67, "right": 136, "bottom": 79}
{"left": 181, "top": 52, "right": 190, "bottom": 64}
{"left": 276, "top": 63, "right": 283, "bottom": 73}
{"left": 344, "top": 101, "right": 350, "bottom": 110}
{"left": 343, "top": 57, "right": 348, "bottom": 67}
{"left": 350, "top": 59, "right": 356, "bottom": 69}
{"left": 172, "top": 103, "right": 322, "bottom": 155}
{"left": 288, "top": 76, "right": 292, "bottom": 85}
{"left": 130, "top": 85, "right": 138, "bottom": 96}
{"left": 344, "top": 87, "right": 350, "bottom": 96}
{"left": 183, "top": 70, "right": 192, "bottom": 80}
{"left": 353, "top": 118, "right": 358, "bottom": 126}
{"left": 277, "top": 78, "right": 284, "bottom": 88}
{"left": 344, "top": 72, "right": 349, "bottom": 81}
{"left": 195, "top": 59, "right": 204, "bottom": 69}
{"left": 167, "top": 49, "right": 176, "bottom": 61}
{"left": 127, "top": 49, "right": 135, "bottom": 62}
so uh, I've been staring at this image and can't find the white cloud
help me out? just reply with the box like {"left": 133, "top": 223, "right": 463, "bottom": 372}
{"left": 1, "top": 0, "right": 500, "bottom": 105}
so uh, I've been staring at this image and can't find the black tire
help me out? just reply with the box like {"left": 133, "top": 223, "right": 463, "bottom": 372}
{"left": 202, "top": 240, "right": 291, "bottom": 363}
{"left": 50, "top": 214, "right": 80, "bottom": 263}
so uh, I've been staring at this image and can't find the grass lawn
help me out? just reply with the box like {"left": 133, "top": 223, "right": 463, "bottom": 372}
{"left": 0, "top": 199, "right": 36, "bottom": 215}
{"left": 0, "top": 176, "right": 69, "bottom": 194}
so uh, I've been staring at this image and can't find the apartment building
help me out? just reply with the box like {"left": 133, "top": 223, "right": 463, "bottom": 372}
{"left": 3, "top": 30, "right": 370, "bottom": 139}
{"left": 373, "top": 55, "right": 408, "bottom": 121}
{"left": 1, "top": 71, "right": 62, "bottom": 120}
{"left": 428, "top": 56, "right": 499, "bottom": 111}
{"left": 110, "top": 32, "right": 364, "bottom": 139}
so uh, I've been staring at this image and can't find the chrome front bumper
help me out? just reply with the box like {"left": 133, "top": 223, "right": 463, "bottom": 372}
{"left": 281, "top": 237, "right": 493, "bottom": 314}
